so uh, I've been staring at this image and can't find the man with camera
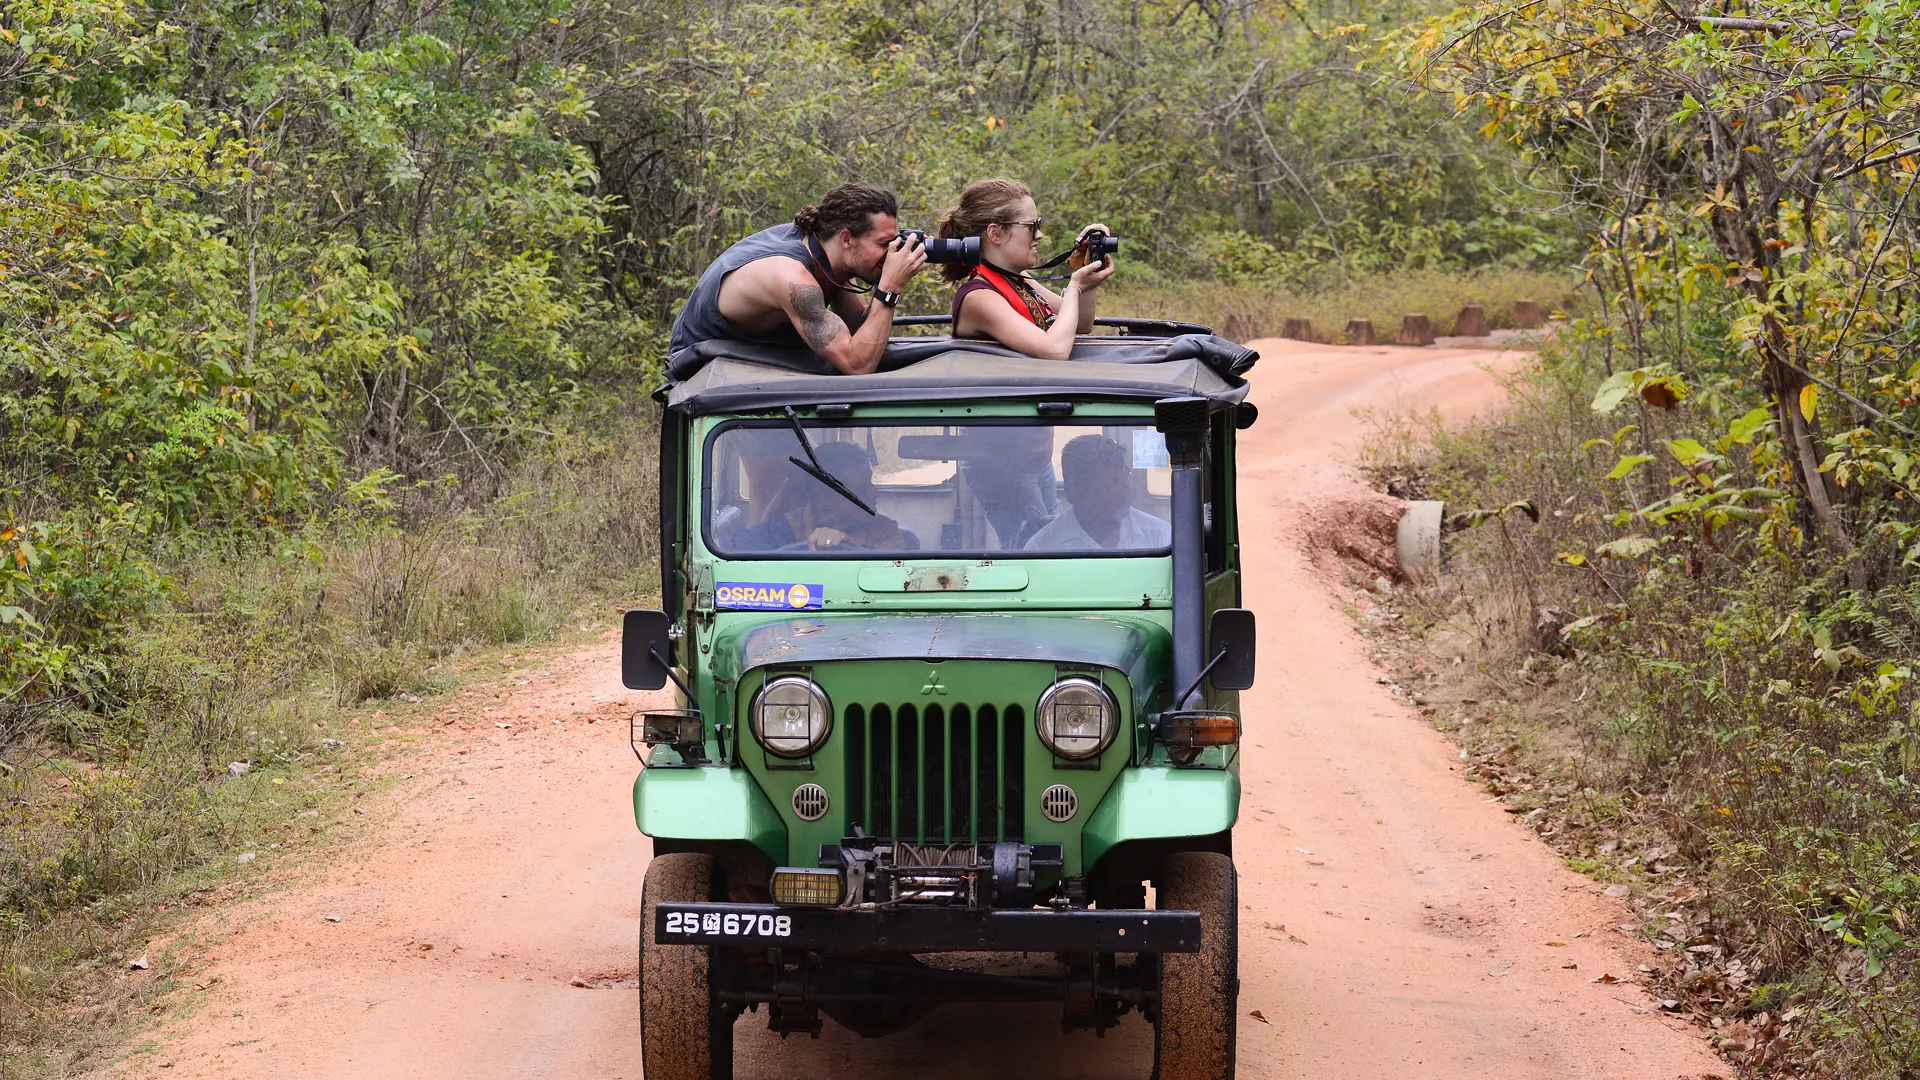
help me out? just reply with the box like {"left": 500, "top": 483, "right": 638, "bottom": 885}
{"left": 669, "top": 183, "right": 929, "bottom": 375}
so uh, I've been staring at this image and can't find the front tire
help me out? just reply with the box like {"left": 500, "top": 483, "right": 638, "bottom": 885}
{"left": 640, "top": 853, "right": 734, "bottom": 1080}
{"left": 1153, "top": 851, "right": 1238, "bottom": 1080}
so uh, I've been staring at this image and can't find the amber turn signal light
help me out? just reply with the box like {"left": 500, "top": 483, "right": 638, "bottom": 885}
{"left": 1159, "top": 710, "right": 1241, "bottom": 747}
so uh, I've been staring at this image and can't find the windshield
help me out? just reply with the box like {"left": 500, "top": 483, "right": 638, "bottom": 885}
{"left": 704, "top": 420, "right": 1174, "bottom": 557}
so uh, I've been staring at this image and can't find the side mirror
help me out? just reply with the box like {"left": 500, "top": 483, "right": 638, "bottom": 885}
{"left": 1208, "top": 608, "right": 1256, "bottom": 691}
{"left": 622, "top": 609, "right": 673, "bottom": 690}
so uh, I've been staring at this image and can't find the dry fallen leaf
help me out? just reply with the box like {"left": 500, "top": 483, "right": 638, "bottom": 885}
{"left": 1590, "top": 973, "right": 1621, "bottom": 984}
{"left": 1249, "top": 1009, "right": 1272, "bottom": 1026}
{"left": 1545, "top": 940, "right": 1567, "bottom": 947}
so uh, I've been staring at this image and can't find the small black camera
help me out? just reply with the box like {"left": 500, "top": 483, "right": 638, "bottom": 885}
{"left": 898, "top": 230, "right": 981, "bottom": 265}
{"left": 1083, "top": 233, "right": 1120, "bottom": 258}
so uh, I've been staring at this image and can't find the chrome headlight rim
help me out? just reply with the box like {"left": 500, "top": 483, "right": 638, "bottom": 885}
{"left": 751, "top": 675, "right": 832, "bottom": 759}
{"left": 1035, "top": 676, "right": 1118, "bottom": 760}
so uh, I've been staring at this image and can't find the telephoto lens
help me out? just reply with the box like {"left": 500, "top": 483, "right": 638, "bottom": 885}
{"left": 923, "top": 236, "right": 982, "bottom": 264}
{"left": 898, "top": 230, "right": 981, "bottom": 265}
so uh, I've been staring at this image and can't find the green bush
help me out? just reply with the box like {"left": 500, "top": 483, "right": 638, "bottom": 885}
{"left": 1398, "top": 337, "right": 1920, "bottom": 1077}
{"left": 0, "top": 407, "right": 658, "bottom": 1066}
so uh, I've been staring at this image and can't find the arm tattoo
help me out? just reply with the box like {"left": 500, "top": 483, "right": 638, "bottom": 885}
{"left": 788, "top": 282, "right": 847, "bottom": 352}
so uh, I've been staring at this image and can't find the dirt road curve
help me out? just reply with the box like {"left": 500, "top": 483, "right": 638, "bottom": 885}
{"left": 106, "top": 339, "right": 1730, "bottom": 1080}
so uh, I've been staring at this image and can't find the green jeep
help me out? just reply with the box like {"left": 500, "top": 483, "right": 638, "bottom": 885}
{"left": 624, "top": 318, "right": 1260, "bottom": 1079}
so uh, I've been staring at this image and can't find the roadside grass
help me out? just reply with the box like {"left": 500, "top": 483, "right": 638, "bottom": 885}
{"left": 0, "top": 412, "right": 659, "bottom": 1076}
{"left": 1106, "top": 267, "right": 1581, "bottom": 343}
{"left": 1356, "top": 348, "right": 1920, "bottom": 1077}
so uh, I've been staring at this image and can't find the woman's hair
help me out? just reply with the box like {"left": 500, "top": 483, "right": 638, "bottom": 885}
{"left": 936, "top": 179, "right": 1033, "bottom": 282}
{"left": 793, "top": 183, "right": 899, "bottom": 239}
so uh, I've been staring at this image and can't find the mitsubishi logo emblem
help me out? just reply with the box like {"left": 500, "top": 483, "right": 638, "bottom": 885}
{"left": 920, "top": 670, "right": 948, "bottom": 696}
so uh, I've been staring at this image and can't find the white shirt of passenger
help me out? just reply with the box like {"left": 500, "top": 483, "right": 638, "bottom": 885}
{"left": 1024, "top": 506, "right": 1173, "bottom": 551}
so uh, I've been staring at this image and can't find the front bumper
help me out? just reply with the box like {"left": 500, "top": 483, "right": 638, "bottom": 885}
{"left": 656, "top": 902, "right": 1200, "bottom": 953}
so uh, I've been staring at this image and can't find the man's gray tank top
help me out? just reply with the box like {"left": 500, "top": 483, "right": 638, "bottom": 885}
{"left": 669, "top": 224, "right": 817, "bottom": 355}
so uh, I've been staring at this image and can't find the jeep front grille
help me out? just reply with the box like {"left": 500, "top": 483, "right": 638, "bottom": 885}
{"left": 844, "top": 703, "right": 1026, "bottom": 843}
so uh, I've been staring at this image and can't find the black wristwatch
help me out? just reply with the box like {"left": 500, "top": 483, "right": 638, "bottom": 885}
{"left": 871, "top": 288, "right": 901, "bottom": 308}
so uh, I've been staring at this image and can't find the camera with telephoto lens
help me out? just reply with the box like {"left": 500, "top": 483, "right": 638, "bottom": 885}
{"left": 898, "top": 229, "right": 981, "bottom": 265}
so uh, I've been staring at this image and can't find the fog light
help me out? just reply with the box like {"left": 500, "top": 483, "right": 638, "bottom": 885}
{"left": 770, "top": 867, "right": 842, "bottom": 906}
{"left": 632, "top": 710, "right": 705, "bottom": 763}
{"left": 640, "top": 710, "right": 704, "bottom": 746}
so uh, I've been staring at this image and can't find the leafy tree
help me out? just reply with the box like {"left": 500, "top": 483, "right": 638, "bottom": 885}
{"left": 1398, "top": 0, "right": 1920, "bottom": 563}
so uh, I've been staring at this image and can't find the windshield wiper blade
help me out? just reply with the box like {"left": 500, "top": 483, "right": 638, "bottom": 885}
{"left": 784, "top": 406, "right": 876, "bottom": 517}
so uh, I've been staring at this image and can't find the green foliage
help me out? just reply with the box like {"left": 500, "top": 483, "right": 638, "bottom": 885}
{"left": 2, "top": 0, "right": 1558, "bottom": 1064}
{"left": 585, "top": 0, "right": 1571, "bottom": 304}
{"left": 1382, "top": 14, "right": 1920, "bottom": 1063}
{"left": 1406, "top": 338, "right": 1920, "bottom": 1076}
{"left": 0, "top": 411, "right": 657, "bottom": 1066}
{"left": 1397, "top": 0, "right": 1920, "bottom": 560}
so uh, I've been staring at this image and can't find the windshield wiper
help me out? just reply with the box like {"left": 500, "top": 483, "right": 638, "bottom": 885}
{"left": 784, "top": 406, "right": 876, "bottom": 517}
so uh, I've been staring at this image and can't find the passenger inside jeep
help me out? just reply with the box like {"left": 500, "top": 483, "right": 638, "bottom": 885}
{"left": 1023, "top": 434, "right": 1173, "bottom": 551}
{"left": 714, "top": 440, "right": 910, "bottom": 552}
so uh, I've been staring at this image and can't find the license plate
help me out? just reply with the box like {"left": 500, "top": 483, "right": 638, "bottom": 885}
{"left": 661, "top": 909, "right": 794, "bottom": 940}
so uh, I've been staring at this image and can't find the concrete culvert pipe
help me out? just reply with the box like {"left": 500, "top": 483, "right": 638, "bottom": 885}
{"left": 1395, "top": 500, "right": 1445, "bottom": 582}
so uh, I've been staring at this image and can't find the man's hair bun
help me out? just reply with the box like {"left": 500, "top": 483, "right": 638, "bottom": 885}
{"left": 793, "top": 183, "right": 899, "bottom": 238}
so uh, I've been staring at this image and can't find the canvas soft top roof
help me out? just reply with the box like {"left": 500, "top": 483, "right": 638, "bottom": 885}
{"left": 663, "top": 334, "right": 1258, "bottom": 415}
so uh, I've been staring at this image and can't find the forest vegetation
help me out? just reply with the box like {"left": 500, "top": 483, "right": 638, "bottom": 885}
{"left": 1, "top": 0, "right": 1559, "bottom": 1064}
{"left": 1380, "top": 2, "right": 1920, "bottom": 1074}
{"left": 18, "top": 0, "right": 1920, "bottom": 1071}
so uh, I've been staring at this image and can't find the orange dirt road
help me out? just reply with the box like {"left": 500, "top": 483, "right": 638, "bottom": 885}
{"left": 100, "top": 339, "right": 1730, "bottom": 1080}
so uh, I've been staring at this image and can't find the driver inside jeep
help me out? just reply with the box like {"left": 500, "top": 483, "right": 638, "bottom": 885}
{"left": 717, "top": 440, "right": 908, "bottom": 552}
{"left": 1023, "top": 433, "right": 1173, "bottom": 551}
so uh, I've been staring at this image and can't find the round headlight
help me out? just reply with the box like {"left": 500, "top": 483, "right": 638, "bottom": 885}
{"left": 751, "top": 676, "right": 832, "bottom": 758}
{"left": 1036, "top": 677, "right": 1117, "bottom": 760}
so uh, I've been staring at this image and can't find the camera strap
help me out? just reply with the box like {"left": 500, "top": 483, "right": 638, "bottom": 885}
{"left": 1023, "top": 238, "right": 1104, "bottom": 282}
{"left": 973, "top": 263, "right": 1055, "bottom": 327}
{"left": 804, "top": 234, "right": 872, "bottom": 295}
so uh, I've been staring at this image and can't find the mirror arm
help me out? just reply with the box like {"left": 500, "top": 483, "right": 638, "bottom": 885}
{"left": 1174, "top": 646, "right": 1229, "bottom": 711}
{"left": 652, "top": 646, "right": 695, "bottom": 703}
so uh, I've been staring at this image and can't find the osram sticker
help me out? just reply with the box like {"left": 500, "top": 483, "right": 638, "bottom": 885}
{"left": 716, "top": 582, "right": 824, "bottom": 611}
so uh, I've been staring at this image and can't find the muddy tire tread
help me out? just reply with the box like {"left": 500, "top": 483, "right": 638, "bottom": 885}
{"left": 1153, "top": 850, "right": 1238, "bottom": 1080}
{"left": 640, "top": 852, "right": 731, "bottom": 1080}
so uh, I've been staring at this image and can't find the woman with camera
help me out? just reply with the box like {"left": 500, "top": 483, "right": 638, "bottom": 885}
{"left": 939, "top": 179, "right": 1114, "bottom": 361}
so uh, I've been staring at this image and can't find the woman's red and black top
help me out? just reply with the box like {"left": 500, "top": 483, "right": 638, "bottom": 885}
{"left": 950, "top": 262, "right": 1055, "bottom": 335}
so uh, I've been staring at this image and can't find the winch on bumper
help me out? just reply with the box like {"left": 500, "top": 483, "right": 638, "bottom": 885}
{"left": 654, "top": 837, "right": 1202, "bottom": 954}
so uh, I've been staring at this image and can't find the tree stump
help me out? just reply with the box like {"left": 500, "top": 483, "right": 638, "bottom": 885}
{"left": 1512, "top": 299, "right": 1545, "bottom": 329}
{"left": 1346, "top": 318, "right": 1377, "bottom": 346}
{"left": 1397, "top": 313, "right": 1434, "bottom": 346}
{"left": 1281, "top": 317, "right": 1314, "bottom": 341}
{"left": 1453, "top": 304, "right": 1490, "bottom": 337}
